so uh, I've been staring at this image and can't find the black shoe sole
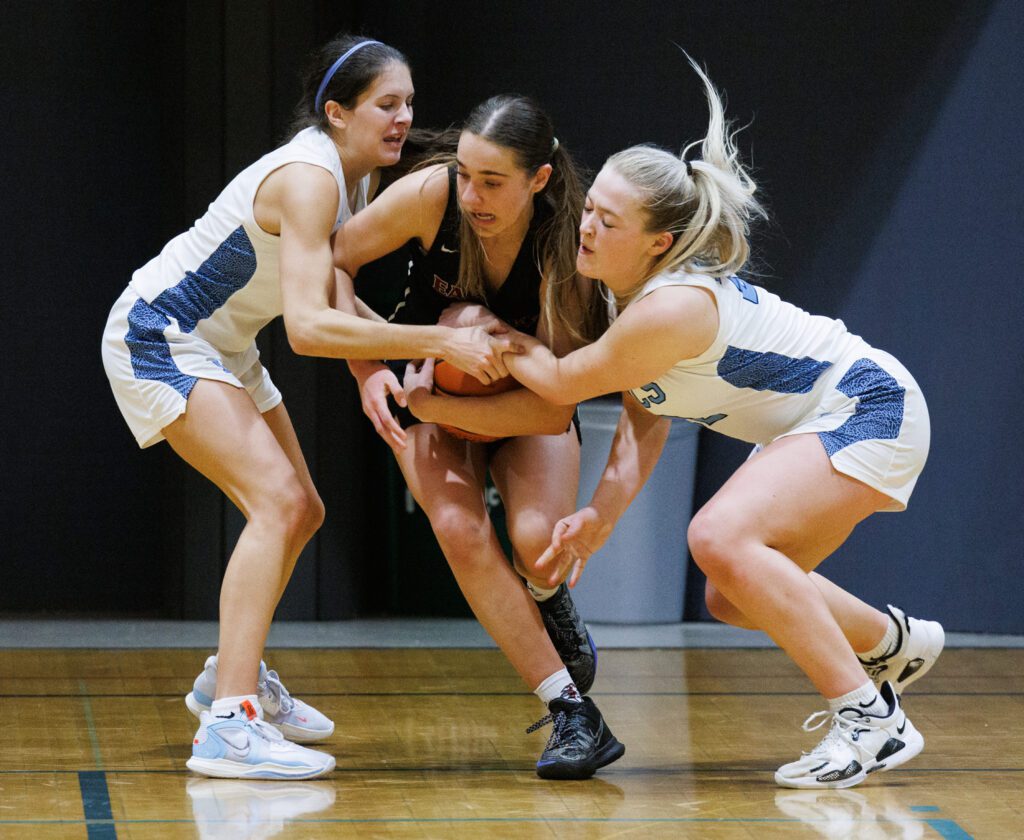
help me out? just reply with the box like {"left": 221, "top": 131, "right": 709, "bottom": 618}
{"left": 535, "top": 736, "right": 625, "bottom": 781}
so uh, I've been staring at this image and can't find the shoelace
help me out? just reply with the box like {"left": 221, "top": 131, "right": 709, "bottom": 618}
{"left": 526, "top": 709, "right": 572, "bottom": 748}
{"left": 799, "top": 710, "right": 860, "bottom": 757}
{"left": 260, "top": 669, "right": 296, "bottom": 715}
{"left": 247, "top": 715, "right": 285, "bottom": 743}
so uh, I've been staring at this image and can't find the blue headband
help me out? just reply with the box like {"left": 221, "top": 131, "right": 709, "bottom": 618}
{"left": 314, "top": 40, "right": 383, "bottom": 112}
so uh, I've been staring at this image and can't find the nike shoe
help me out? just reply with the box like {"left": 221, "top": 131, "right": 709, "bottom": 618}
{"left": 185, "top": 655, "right": 335, "bottom": 743}
{"left": 775, "top": 680, "right": 924, "bottom": 790}
{"left": 528, "top": 689, "right": 624, "bottom": 780}
{"left": 187, "top": 777, "right": 335, "bottom": 840}
{"left": 536, "top": 584, "right": 597, "bottom": 694}
{"left": 858, "top": 605, "right": 945, "bottom": 694}
{"left": 187, "top": 699, "right": 335, "bottom": 780}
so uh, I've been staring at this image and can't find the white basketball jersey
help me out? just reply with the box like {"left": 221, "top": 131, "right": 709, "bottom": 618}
{"left": 128, "top": 127, "right": 367, "bottom": 353}
{"left": 625, "top": 270, "right": 871, "bottom": 443}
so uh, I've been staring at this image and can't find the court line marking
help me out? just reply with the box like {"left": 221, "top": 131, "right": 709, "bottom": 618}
{"left": 78, "top": 679, "right": 105, "bottom": 770}
{"left": 77, "top": 771, "right": 116, "bottom": 840}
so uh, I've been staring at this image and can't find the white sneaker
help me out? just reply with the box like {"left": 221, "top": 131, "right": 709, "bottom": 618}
{"left": 186, "top": 701, "right": 335, "bottom": 780}
{"left": 775, "top": 681, "right": 924, "bottom": 790}
{"left": 859, "top": 605, "right": 945, "bottom": 694}
{"left": 185, "top": 655, "right": 335, "bottom": 743}
{"left": 187, "top": 777, "right": 335, "bottom": 840}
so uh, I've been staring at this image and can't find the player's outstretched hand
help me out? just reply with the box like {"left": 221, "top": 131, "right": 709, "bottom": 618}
{"left": 350, "top": 359, "right": 407, "bottom": 452}
{"left": 535, "top": 506, "right": 614, "bottom": 588}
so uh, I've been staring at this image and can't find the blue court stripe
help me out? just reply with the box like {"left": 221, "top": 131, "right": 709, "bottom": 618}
{"left": 78, "top": 771, "right": 116, "bottom": 840}
{"left": 925, "top": 819, "right": 975, "bottom": 839}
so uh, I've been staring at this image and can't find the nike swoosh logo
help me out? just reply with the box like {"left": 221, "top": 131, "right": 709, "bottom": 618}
{"left": 217, "top": 728, "right": 252, "bottom": 758}
{"left": 214, "top": 712, "right": 236, "bottom": 719}
{"left": 440, "top": 245, "right": 458, "bottom": 253}
{"left": 897, "top": 720, "right": 906, "bottom": 734}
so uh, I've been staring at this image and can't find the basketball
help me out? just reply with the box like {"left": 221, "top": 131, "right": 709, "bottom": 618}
{"left": 432, "top": 360, "right": 521, "bottom": 442}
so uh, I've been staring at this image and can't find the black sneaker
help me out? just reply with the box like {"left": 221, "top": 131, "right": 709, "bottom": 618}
{"left": 529, "top": 693, "right": 624, "bottom": 780}
{"left": 537, "top": 584, "right": 597, "bottom": 694}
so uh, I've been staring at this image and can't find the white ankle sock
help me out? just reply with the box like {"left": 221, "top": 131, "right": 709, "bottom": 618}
{"left": 534, "top": 669, "right": 579, "bottom": 706}
{"left": 828, "top": 681, "right": 885, "bottom": 715}
{"left": 525, "top": 581, "right": 558, "bottom": 602}
{"left": 211, "top": 694, "right": 260, "bottom": 719}
{"left": 857, "top": 614, "right": 901, "bottom": 660}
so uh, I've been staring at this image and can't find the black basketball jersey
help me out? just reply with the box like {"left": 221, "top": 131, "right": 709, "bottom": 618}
{"left": 386, "top": 167, "right": 547, "bottom": 336}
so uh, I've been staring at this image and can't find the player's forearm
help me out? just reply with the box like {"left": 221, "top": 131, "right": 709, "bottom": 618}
{"left": 505, "top": 339, "right": 581, "bottom": 405}
{"left": 410, "top": 388, "right": 574, "bottom": 437}
{"left": 287, "top": 309, "right": 453, "bottom": 360}
{"left": 588, "top": 401, "right": 671, "bottom": 526}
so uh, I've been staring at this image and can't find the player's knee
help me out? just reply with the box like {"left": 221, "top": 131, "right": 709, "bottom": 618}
{"left": 429, "top": 505, "right": 489, "bottom": 561}
{"left": 508, "top": 513, "right": 557, "bottom": 577}
{"left": 269, "top": 477, "right": 323, "bottom": 542}
{"left": 688, "top": 506, "right": 743, "bottom": 580}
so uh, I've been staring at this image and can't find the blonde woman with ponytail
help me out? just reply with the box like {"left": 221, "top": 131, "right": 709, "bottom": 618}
{"left": 483, "top": 57, "right": 943, "bottom": 790}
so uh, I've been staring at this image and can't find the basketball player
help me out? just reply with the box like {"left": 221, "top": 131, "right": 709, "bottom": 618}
{"left": 101, "top": 34, "right": 513, "bottom": 780}
{"left": 333, "top": 96, "right": 624, "bottom": 780}
{"left": 473, "top": 57, "right": 944, "bottom": 790}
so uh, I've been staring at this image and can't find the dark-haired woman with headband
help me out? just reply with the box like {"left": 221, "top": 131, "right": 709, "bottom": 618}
{"left": 334, "top": 95, "right": 624, "bottom": 780}
{"left": 101, "top": 34, "right": 514, "bottom": 780}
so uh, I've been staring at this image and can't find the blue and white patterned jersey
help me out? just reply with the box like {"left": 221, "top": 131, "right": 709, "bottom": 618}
{"left": 625, "top": 270, "right": 882, "bottom": 444}
{"left": 128, "top": 127, "right": 367, "bottom": 354}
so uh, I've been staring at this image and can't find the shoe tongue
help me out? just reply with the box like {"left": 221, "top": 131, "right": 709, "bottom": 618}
{"left": 559, "top": 684, "right": 582, "bottom": 703}
{"left": 550, "top": 685, "right": 584, "bottom": 712}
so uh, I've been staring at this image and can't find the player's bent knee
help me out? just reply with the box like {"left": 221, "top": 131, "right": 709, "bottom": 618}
{"left": 261, "top": 477, "right": 323, "bottom": 541}
{"left": 687, "top": 509, "right": 735, "bottom": 573}
{"left": 428, "top": 505, "right": 490, "bottom": 560}
{"left": 508, "top": 521, "right": 557, "bottom": 577}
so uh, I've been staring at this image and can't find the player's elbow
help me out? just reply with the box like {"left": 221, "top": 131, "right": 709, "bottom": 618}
{"left": 284, "top": 314, "right": 319, "bottom": 357}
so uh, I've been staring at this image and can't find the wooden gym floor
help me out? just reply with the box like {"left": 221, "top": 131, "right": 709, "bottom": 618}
{"left": 0, "top": 643, "right": 1021, "bottom": 838}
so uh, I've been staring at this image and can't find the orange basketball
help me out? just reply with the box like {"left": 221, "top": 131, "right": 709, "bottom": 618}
{"left": 432, "top": 360, "right": 521, "bottom": 442}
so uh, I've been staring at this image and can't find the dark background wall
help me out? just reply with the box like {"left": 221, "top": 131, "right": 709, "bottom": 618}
{"left": 2, "top": 1, "right": 1020, "bottom": 631}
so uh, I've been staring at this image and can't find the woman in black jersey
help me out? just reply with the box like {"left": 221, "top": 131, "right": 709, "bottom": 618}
{"left": 333, "top": 96, "right": 623, "bottom": 780}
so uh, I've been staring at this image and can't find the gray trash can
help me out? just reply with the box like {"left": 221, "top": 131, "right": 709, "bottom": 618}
{"left": 572, "top": 398, "right": 699, "bottom": 623}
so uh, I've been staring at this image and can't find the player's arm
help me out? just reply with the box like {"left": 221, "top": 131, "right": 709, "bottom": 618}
{"left": 535, "top": 392, "right": 672, "bottom": 586}
{"left": 406, "top": 369, "right": 576, "bottom": 436}
{"left": 333, "top": 164, "right": 448, "bottom": 276}
{"left": 272, "top": 164, "right": 516, "bottom": 375}
{"left": 504, "top": 285, "right": 718, "bottom": 404}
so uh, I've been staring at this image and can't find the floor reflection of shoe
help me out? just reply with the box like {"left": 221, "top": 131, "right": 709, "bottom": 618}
{"left": 187, "top": 778, "right": 336, "bottom": 840}
{"left": 774, "top": 681, "right": 923, "bottom": 790}
{"left": 185, "top": 654, "right": 335, "bottom": 742}
{"left": 774, "top": 788, "right": 926, "bottom": 840}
